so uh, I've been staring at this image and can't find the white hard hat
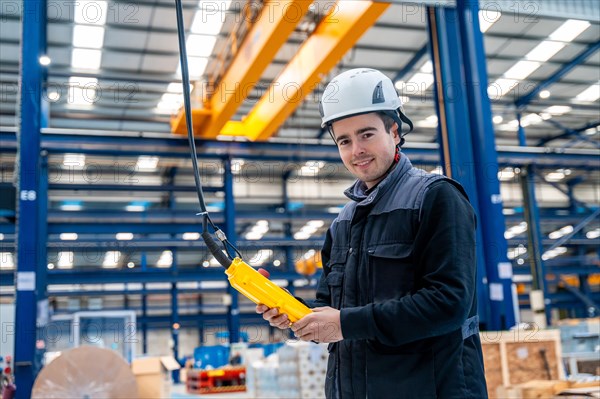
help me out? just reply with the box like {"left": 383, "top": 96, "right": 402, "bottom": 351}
{"left": 319, "top": 68, "right": 412, "bottom": 140}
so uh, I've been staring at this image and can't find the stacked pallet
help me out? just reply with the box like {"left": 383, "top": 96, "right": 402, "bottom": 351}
{"left": 250, "top": 354, "right": 280, "bottom": 399}
{"left": 277, "top": 341, "right": 328, "bottom": 399}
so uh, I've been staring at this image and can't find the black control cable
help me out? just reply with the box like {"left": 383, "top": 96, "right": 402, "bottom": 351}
{"left": 174, "top": 0, "right": 241, "bottom": 267}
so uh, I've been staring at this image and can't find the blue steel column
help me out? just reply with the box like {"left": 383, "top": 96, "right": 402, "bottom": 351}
{"left": 170, "top": 290, "right": 179, "bottom": 381}
{"left": 223, "top": 157, "right": 240, "bottom": 342}
{"left": 142, "top": 283, "right": 148, "bottom": 354}
{"left": 517, "top": 115, "right": 549, "bottom": 324}
{"left": 282, "top": 171, "right": 294, "bottom": 272}
{"left": 426, "top": 6, "right": 491, "bottom": 329}
{"left": 171, "top": 248, "right": 180, "bottom": 382}
{"left": 456, "top": 0, "right": 517, "bottom": 328}
{"left": 15, "top": 0, "right": 47, "bottom": 397}
{"left": 166, "top": 167, "right": 180, "bottom": 374}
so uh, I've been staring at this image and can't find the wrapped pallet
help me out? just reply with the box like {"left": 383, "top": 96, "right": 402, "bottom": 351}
{"left": 31, "top": 346, "right": 138, "bottom": 398}
{"left": 250, "top": 353, "right": 280, "bottom": 399}
{"left": 277, "top": 341, "right": 328, "bottom": 399}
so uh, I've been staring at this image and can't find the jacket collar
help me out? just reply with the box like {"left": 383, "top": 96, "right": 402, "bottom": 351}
{"left": 344, "top": 153, "right": 413, "bottom": 206}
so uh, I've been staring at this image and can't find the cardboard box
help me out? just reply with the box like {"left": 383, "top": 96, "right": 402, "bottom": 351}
{"left": 132, "top": 356, "right": 180, "bottom": 399}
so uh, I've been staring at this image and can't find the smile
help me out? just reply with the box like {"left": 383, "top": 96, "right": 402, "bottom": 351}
{"left": 354, "top": 159, "right": 372, "bottom": 167}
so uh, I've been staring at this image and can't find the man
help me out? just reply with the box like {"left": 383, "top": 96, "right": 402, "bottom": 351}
{"left": 257, "top": 68, "right": 488, "bottom": 398}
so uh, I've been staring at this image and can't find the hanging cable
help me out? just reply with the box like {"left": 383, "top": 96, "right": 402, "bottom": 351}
{"left": 170, "top": 1, "right": 312, "bottom": 325}
{"left": 174, "top": 0, "right": 240, "bottom": 267}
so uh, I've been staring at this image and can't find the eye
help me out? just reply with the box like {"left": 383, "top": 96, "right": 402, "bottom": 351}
{"left": 338, "top": 139, "right": 350, "bottom": 146}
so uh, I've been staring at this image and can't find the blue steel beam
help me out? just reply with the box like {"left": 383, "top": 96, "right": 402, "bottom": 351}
{"left": 562, "top": 136, "right": 600, "bottom": 150}
{"left": 507, "top": 238, "right": 600, "bottom": 246}
{"left": 515, "top": 40, "right": 600, "bottom": 108}
{"left": 283, "top": 173, "right": 295, "bottom": 272}
{"left": 141, "top": 283, "right": 148, "bottom": 354}
{"left": 517, "top": 294, "right": 600, "bottom": 310}
{"left": 14, "top": 1, "right": 47, "bottom": 396}
{"left": 171, "top": 280, "right": 180, "bottom": 381}
{"left": 393, "top": 44, "right": 429, "bottom": 83}
{"left": 48, "top": 184, "right": 222, "bottom": 193}
{"left": 541, "top": 178, "right": 595, "bottom": 213}
{"left": 38, "top": 313, "right": 274, "bottom": 331}
{"left": 557, "top": 277, "right": 600, "bottom": 316}
{"left": 456, "top": 0, "right": 519, "bottom": 327}
{"left": 540, "top": 208, "right": 600, "bottom": 256}
{"left": 1, "top": 132, "right": 599, "bottom": 167}
{"left": 537, "top": 119, "right": 600, "bottom": 148}
{"left": 2, "top": 210, "right": 598, "bottom": 236}
{"left": 223, "top": 157, "right": 241, "bottom": 343}
{"left": 428, "top": 5, "right": 492, "bottom": 328}
{"left": 517, "top": 103, "right": 549, "bottom": 324}
{"left": 513, "top": 265, "right": 600, "bottom": 276}
{"left": 45, "top": 210, "right": 334, "bottom": 223}
{"left": 31, "top": 282, "right": 318, "bottom": 297}
{"left": 519, "top": 164, "right": 549, "bottom": 321}
{"left": 0, "top": 269, "right": 319, "bottom": 286}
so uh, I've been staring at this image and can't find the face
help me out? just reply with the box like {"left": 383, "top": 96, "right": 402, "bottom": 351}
{"left": 331, "top": 113, "right": 400, "bottom": 189}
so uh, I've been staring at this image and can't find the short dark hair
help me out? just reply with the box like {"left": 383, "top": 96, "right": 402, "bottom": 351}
{"left": 377, "top": 112, "right": 396, "bottom": 133}
{"left": 377, "top": 112, "right": 405, "bottom": 146}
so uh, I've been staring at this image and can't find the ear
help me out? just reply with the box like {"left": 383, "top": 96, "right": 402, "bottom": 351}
{"left": 391, "top": 122, "right": 401, "bottom": 145}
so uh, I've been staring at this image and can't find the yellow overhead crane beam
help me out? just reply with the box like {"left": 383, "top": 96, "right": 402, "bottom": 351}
{"left": 171, "top": 0, "right": 313, "bottom": 137}
{"left": 224, "top": 1, "right": 390, "bottom": 141}
{"left": 172, "top": 1, "right": 389, "bottom": 141}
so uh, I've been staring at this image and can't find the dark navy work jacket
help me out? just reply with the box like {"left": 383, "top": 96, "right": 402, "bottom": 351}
{"left": 309, "top": 155, "right": 488, "bottom": 399}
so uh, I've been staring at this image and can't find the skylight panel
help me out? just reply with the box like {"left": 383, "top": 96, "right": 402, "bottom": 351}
{"left": 525, "top": 41, "right": 565, "bottom": 62}
{"left": 549, "top": 19, "right": 590, "bottom": 42}
{"left": 157, "top": 250, "right": 173, "bottom": 268}
{"left": 543, "top": 105, "right": 572, "bottom": 115}
{"left": 71, "top": 48, "right": 102, "bottom": 70}
{"left": 0, "top": 253, "right": 14, "bottom": 270}
{"left": 479, "top": 10, "right": 501, "bottom": 33}
{"left": 186, "top": 34, "right": 218, "bottom": 57}
{"left": 68, "top": 77, "right": 99, "bottom": 107}
{"left": 57, "top": 251, "right": 74, "bottom": 269}
{"left": 136, "top": 156, "right": 159, "bottom": 171}
{"left": 503, "top": 61, "right": 541, "bottom": 80}
{"left": 167, "top": 82, "right": 193, "bottom": 93}
{"left": 176, "top": 57, "right": 208, "bottom": 79}
{"left": 488, "top": 78, "right": 518, "bottom": 98}
{"left": 103, "top": 251, "right": 121, "bottom": 268}
{"left": 73, "top": 25, "right": 105, "bottom": 49}
{"left": 575, "top": 83, "right": 600, "bottom": 102}
{"left": 191, "top": 10, "right": 225, "bottom": 35}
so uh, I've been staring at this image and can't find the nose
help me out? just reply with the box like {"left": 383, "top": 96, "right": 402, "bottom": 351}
{"left": 352, "top": 141, "right": 365, "bottom": 157}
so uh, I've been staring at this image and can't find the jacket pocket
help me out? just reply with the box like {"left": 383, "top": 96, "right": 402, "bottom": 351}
{"left": 367, "top": 242, "right": 415, "bottom": 302}
{"left": 366, "top": 344, "right": 436, "bottom": 399}
{"left": 326, "top": 248, "right": 347, "bottom": 309}
{"left": 326, "top": 269, "right": 344, "bottom": 309}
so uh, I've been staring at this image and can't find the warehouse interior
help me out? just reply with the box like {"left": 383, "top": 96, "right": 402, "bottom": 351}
{"left": 0, "top": 0, "right": 599, "bottom": 397}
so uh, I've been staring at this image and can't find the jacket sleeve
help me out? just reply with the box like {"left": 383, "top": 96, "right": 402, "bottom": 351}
{"left": 340, "top": 181, "right": 477, "bottom": 346}
{"left": 302, "top": 228, "right": 333, "bottom": 309}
